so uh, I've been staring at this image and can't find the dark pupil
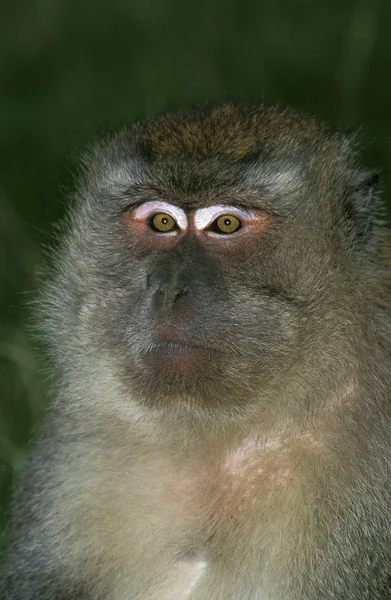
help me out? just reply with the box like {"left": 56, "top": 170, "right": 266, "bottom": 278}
{"left": 161, "top": 217, "right": 168, "bottom": 224}
{"left": 224, "top": 218, "right": 231, "bottom": 226}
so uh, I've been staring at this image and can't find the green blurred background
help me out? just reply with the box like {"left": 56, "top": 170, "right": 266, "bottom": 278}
{"left": 1, "top": 0, "right": 391, "bottom": 548}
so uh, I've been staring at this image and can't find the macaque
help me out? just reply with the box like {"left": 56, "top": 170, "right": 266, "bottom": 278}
{"left": 1, "top": 102, "right": 390, "bottom": 599}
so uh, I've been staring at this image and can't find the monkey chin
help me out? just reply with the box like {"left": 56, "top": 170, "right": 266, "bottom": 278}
{"left": 127, "top": 339, "right": 237, "bottom": 405}
{"left": 126, "top": 343, "right": 271, "bottom": 419}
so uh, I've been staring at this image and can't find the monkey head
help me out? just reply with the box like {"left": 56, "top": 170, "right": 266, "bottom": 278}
{"left": 45, "top": 103, "right": 378, "bottom": 419}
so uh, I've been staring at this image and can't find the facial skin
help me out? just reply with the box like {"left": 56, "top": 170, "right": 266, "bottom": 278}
{"left": 1, "top": 102, "right": 390, "bottom": 600}
{"left": 120, "top": 197, "right": 288, "bottom": 407}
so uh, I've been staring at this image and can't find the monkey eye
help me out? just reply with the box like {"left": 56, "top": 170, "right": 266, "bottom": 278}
{"left": 149, "top": 213, "right": 177, "bottom": 233}
{"left": 212, "top": 215, "right": 241, "bottom": 235}
{"left": 131, "top": 201, "right": 187, "bottom": 235}
{"left": 193, "top": 205, "right": 251, "bottom": 236}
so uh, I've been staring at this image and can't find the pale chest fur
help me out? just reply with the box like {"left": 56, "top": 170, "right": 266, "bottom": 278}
{"left": 68, "top": 432, "right": 324, "bottom": 599}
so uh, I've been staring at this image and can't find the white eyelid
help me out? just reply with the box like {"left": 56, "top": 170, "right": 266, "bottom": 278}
{"left": 194, "top": 205, "right": 254, "bottom": 231}
{"left": 133, "top": 201, "right": 188, "bottom": 230}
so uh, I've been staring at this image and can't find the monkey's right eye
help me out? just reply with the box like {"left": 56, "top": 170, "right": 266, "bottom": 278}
{"left": 149, "top": 213, "right": 177, "bottom": 233}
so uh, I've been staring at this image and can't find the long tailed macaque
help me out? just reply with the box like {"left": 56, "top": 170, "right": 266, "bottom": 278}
{"left": 1, "top": 102, "right": 391, "bottom": 599}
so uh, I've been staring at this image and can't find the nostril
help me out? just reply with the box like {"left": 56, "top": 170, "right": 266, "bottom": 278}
{"left": 175, "top": 287, "right": 189, "bottom": 301}
{"left": 146, "top": 274, "right": 156, "bottom": 290}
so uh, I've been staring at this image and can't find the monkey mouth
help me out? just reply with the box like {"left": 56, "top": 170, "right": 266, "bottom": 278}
{"left": 142, "top": 339, "right": 221, "bottom": 380}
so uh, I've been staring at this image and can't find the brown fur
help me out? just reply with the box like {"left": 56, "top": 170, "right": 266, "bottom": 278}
{"left": 138, "top": 102, "right": 323, "bottom": 158}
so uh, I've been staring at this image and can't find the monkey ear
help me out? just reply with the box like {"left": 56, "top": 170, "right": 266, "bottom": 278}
{"left": 346, "top": 171, "right": 379, "bottom": 241}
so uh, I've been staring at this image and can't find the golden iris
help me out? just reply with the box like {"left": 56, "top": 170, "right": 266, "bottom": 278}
{"left": 216, "top": 215, "right": 241, "bottom": 234}
{"left": 150, "top": 213, "right": 176, "bottom": 232}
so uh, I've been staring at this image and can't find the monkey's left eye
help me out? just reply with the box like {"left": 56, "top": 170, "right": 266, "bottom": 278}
{"left": 212, "top": 215, "right": 241, "bottom": 234}
{"left": 149, "top": 213, "right": 177, "bottom": 233}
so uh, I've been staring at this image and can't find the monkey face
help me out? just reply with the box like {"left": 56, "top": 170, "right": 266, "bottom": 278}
{"left": 121, "top": 199, "right": 293, "bottom": 400}
{"left": 56, "top": 103, "right": 361, "bottom": 411}
{"left": 90, "top": 181, "right": 307, "bottom": 409}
